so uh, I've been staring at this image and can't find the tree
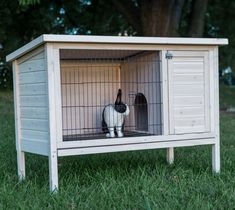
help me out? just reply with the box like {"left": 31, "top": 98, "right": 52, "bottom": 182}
{"left": 19, "top": 0, "right": 209, "bottom": 37}
{"left": 110, "top": 0, "right": 209, "bottom": 37}
{"left": 1, "top": 0, "right": 232, "bottom": 89}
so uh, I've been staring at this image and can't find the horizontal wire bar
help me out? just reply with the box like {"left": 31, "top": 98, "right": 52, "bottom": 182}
{"left": 61, "top": 103, "right": 163, "bottom": 108}
{"left": 61, "top": 81, "right": 162, "bottom": 85}
{"left": 63, "top": 124, "right": 163, "bottom": 131}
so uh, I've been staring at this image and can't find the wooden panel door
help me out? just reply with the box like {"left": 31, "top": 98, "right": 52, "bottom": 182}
{"left": 167, "top": 51, "right": 210, "bottom": 134}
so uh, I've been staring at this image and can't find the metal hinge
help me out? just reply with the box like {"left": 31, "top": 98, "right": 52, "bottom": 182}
{"left": 165, "top": 52, "right": 173, "bottom": 59}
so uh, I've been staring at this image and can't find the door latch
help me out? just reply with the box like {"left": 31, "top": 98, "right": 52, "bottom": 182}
{"left": 165, "top": 52, "right": 173, "bottom": 59}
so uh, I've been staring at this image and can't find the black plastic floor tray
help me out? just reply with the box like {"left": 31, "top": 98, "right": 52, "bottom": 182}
{"left": 63, "top": 131, "right": 154, "bottom": 141}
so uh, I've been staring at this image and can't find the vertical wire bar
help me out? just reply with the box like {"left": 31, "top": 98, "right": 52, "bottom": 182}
{"left": 124, "top": 55, "right": 128, "bottom": 132}
{"left": 78, "top": 66, "right": 82, "bottom": 136}
{"left": 96, "top": 59, "right": 98, "bottom": 135}
{"left": 135, "top": 55, "right": 138, "bottom": 131}
{"left": 127, "top": 55, "right": 131, "bottom": 132}
{"left": 82, "top": 65, "right": 85, "bottom": 138}
{"left": 90, "top": 59, "right": 94, "bottom": 137}
{"left": 112, "top": 57, "right": 115, "bottom": 135}
{"left": 150, "top": 54, "right": 153, "bottom": 134}
{"left": 61, "top": 66, "right": 64, "bottom": 139}
{"left": 86, "top": 63, "right": 88, "bottom": 136}
{"left": 108, "top": 57, "right": 111, "bottom": 133}
{"left": 143, "top": 53, "right": 146, "bottom": 133}
{"left": 152, "top": 53, "right": 156, "bottom": 134}
{"left": 147, "top": 53, "right": 150, "bottom": 134}
{"left": 159, "top": 52, "right": 162, "bottom": 135}
{"left": 70, "top": 68, "right": 73, "bottom": 136}
{"left": 65, "top": 67, "right": 68, "bottom": 137}
{"left": 89, "top": 59, "right": 91, "bottom": 137}
{"left": 74, "top": 66, "right": 77, "bottom": 139}
{"left": 100, "top": 59, "right": 102, "bottom": 135}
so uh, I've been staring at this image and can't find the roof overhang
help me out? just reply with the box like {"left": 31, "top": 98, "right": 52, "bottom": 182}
{"left": 6, "top": 34, "right": 229, "bottom": 62}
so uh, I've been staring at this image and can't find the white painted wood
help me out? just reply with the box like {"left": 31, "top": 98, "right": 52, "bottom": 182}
{"left": 174, "top": 126, "right": 206, "bottom": 134}
{"left": 212, "top": 47, "right": 220, "bottom": 173}
{"left": 17, "top": 47, "right": 45, "bottom": 64}
{"left": 21, "top": 139, "right": 49, "bottom": 156}
{"left": 19, "top": 59, "right": 45, "bottom": 73}
{"left": 58, "top": 138, "right": 216, "bottom": 157}
{"left": 21, "top": 118, "right": 49, "bottom": 131}
{"left": 43, "top": 35, "right": 228, "bottom": 45}
{"left": 16, "top": 49, "right": 49, "bottom": 157}
{"left": 174, "top": 106, "right": 204, "bottom": 116}
{"left": 13, "top": 60, "right": 26, "bottom": 181}
{"left": 173, "top": 117, "right": 205, "bottom": 127}
{"left": 160, "top": 50, "right": 169, "bottom": 135}
{"left": 212, "top": 143, "right": 220, "bottom": 173}
{"left": 58, "top": 133, "right": 215, "bottom": 149}
{"left": 53, "top": 48, "right": 63, "bottom": 153}
{"left": 46, "top": 43, "right": 59, "bottom": 192}
{"left": 21, "top": 107, "right": 48, "bottom": 119}
{"left": 168, "top": 51, "right": 210, "bottom": 134}
{"left": 174, "top": 96, "right": 204, "bottom": 106}
{"left": 21, "top": 129, "right": 49, "bottom": 141}
{"left": 6, "top": 34, "right": 228, "bottom": 62}
{"left": 166, "top": 147, "right": 174, "bottom": 164}
{"left": 55, "top": 43, "right": 217, "bottom": 52}
{"left": 19, "top": 83, "right": 47, "bottom": 96}
{"left": 160, "top": 51, "right": 174, "bottom": 164}
{"left": 209, "top": 50, "right": 215, "bottom": 133}
{"left": 173, "top": 84, "right": 204, "bottom": 96}
{"left": 19, "top": 71, "right": 47, "bottom": 84}
{"left": 20, "top": 95, "right": 48, "bottom": 107}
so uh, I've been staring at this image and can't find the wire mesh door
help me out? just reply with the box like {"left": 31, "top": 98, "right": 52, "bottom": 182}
{"left": 60, "top": 50, "right": 162, "bottom": 141}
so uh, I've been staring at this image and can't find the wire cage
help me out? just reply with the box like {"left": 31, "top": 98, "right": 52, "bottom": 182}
{"left": 60, "top": 49, "right": 162, "bottom": 141}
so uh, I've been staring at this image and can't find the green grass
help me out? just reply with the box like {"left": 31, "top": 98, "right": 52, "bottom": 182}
{"left": 0, "top": 89, "right": 235, "bottom": 209}
{"left": 219, "top": 84, "right": 235, "bottom": 109}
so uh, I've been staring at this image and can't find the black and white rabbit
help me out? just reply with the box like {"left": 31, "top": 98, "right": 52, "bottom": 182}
{"left": 102, "top": 89, "right": 130, "bottom": 138}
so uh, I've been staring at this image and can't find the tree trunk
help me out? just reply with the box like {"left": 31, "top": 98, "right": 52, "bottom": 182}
{"left": 111, "top": 0, "right": 185, "bottom": 37}
{"left": 111, "top": 0, "right": 208, "bottom": 37}
{"left": 168, "top": 0, "right": 186, "bottom": 36}
{"left": 140, "top": 0, "right": 174, "bottom": 36}
{"left": 188, "top": 0, "right": 209, "bottom": 37}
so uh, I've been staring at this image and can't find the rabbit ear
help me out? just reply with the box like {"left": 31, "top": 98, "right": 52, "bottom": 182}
{"left": 115, "top": 89, "right": 122, "bottom": 104}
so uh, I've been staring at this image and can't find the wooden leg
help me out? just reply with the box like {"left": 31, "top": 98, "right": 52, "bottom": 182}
{"left": 212, "top": 143, "right": 220, "bottom": 173}
{"left": 17, "top": 150, "right": 25, "bottom": 181}
{"left": 166, "top": 147, "right": 174, "bottom": 164}
{"left": 49, "top": 150, "right": 59, "bottom": 192}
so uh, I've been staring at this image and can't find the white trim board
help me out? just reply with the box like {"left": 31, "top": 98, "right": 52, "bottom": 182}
{"left": 58, "top": 138, "right": 216, "bottom": 156}
{"left": 6, "top": 34, "right": 228, "bottom": 62}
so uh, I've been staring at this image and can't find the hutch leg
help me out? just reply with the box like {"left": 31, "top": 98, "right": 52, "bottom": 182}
{"left": 49, "top": 151, "right": 59, "bottom": 192}
{"left": 17, "top": 150, "right": 25, "bottom": 181}
{"left": 166, "top": 147, "right": 174, "bottom": 164}
{"left": 212, "top": 142, "right": 220, "bottom": 173}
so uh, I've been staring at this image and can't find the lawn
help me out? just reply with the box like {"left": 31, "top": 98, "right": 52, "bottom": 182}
{"left": 0, "top": 88, "right": 235, "bottom": 209}
{"left": 219, "top": 84, "right": 235, "bottom": 109}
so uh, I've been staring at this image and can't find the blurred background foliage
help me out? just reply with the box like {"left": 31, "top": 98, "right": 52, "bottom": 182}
{"left": 0, "top": 0, "right": 234, "bottom": 89}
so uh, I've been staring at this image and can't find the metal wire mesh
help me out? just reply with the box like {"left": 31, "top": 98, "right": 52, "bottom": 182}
{"left": 60, "top": 50, "right": 162, "bottom": 141}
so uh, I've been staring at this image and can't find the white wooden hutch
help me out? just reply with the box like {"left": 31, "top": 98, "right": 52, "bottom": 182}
{"left": 6, "top": 35, "right": 228, "bottom": 192}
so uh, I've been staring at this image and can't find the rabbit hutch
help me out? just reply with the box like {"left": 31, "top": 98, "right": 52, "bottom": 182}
{"left": 6, "top": 35, "right": 228, "bottom": 192}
